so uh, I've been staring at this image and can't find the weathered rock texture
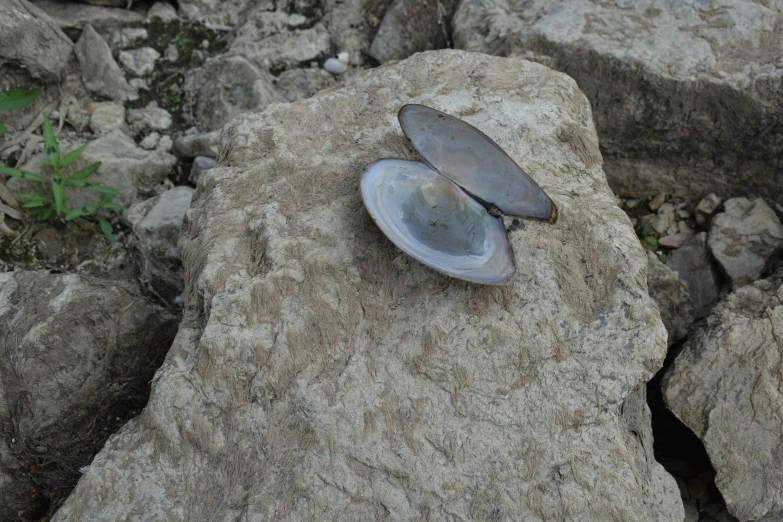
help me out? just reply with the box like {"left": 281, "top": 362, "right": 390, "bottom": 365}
{"left": 708, "top": 197, "right": 783, "bottom": 289}
{"left": 31, "top": 0, "right": 145, "bottom": 40}
{"left": 0, "top": 0, "right": 73, "bottom": 86}
{"left": 75, "top": 24, "right": 139, "bottom": 102}
{"left": 127, "top": 186, "right": 195, "bottom": 304}
{"left": 369, "top": 0, "right": 454, "bottom": 63}
{"left": 0, "top": 271, "right": 179, "bottom": 522}
{"left": 184, "top": 55, "right": 283, "bottom": 132}
{"left": 647, "top": 252, "right": 694, "bottom": 346}
{"left": 663, "top": 269, "right": 783, "bottom": 521}
{"left": 53, "top": 51, "right": 681, "bottom": 521}
{"left": 453, "top": 0, "right": 783, "bottom": 200}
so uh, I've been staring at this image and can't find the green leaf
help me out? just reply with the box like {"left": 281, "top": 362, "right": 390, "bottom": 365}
{"left": 42, "top": 112, "right": 60, "bottom": 169}
{"left": 644, "top": 236, "right": 659, "bottom": 247}
{"left": 60, "top": 143, "right": 89, "bottom": 169}
{"left": 51, "top": 177, "right": 64, "bottom": 215}
{"left": 68, "top": 161, "right": 101, "bottom": 181}
{"left": 99, "top": 218, "right": 115, "bottom": 242}
{"left": 65, "top": 205, "right": 94, "bottom": 221}
{"left": 641, "top": 225, "right": 654, "bottom": 237}
{"left": 22, "top": 199, "right": 47, "bottom": 208}
{"left": 658, "top": 254, "right": 668, "bottom": 264}
{"left": 102, "top": 202, "right": 125, "bottom": 211}
{"left": 37, "top": 208, "right": 53, "bottom": 221}
{"left": 83, "top": 181, "right": 118, "bottom": 195}
{"left": 0, "top": 121, "right": 9, "bottom": 135}
{"left": 0, "top": 88, "right": 41, "bottom": 111}
{"left": 0, "top": 165, "right": 43, "bottom": 182}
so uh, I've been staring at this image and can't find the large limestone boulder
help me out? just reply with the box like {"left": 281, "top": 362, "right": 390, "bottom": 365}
{"left": 663, "top": 269, "right": 783, "bottom": 521}
{"left": 53, "top": 51, "right": 681, "bottom": 521}
{"left": 452, "top": 0, "right": 783, "bottom": 200}
{"left": 0, "top": 271, "right": 179, "bottom": 521}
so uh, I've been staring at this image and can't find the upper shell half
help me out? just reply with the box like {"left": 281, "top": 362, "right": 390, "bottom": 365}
{"left": 398, "top": 104, "right": 557, "bottom": 222}
{"left": 361, "top": 159, "right": 516, "bottom": 285}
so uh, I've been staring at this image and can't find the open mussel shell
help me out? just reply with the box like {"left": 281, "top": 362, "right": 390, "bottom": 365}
{"left": 361, "top": 159, "right": 516, "bottom": 285}
{"left": 398, "top": 104, "right": 558, "bottom": 223}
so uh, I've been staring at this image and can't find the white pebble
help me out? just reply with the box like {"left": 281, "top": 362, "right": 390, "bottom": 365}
{"left": 324, "top": 51, "right": 350, "bottom": 75}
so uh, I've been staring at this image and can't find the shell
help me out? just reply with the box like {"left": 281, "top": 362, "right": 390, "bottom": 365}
{"left": 360, "top": 104, "right": 558, "bottom": 285}
{"left": 398, "top": 104, "right": 558, "bottom": 222}
{"left": 361, "top": 159, "right": 516, "bottom": 285}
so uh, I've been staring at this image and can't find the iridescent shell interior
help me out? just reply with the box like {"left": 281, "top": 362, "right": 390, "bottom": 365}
{"left": 360, "top": 105, "right": 558, "bottom": 285}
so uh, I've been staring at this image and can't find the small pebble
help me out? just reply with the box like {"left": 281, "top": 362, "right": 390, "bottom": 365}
{"left": 129, "top": 78, "right": 149, "bottom": 91}
{"left": 164, "top": 43, "right": 179, "bottom": 63}
{"left": 639, "top": 213, "right": 656, "bottom": 228}
{"left": 678, "top": 209, "right": 690, "bottom": 219}
{"left": 140, "top": 132, "right": 160, "bottom": 150}
{"left": 679, "top": 221, "right": 695, "bottom": 235}
{"left": 649, "top": 193, "right": 667, "bottom": 211}
{"left": 626, "top": 198, "right": 640, "bottom": 209}
{"left": 659, "top": 233, "right": 690, "bottom": 249}
{"left": 324, "top": 51, "right": 350, "bottom": 75}
{"left": 696, "top": 193, "right": 722, "bottom": 215}
{"left": 201, "top": 39, "right": 210, "bottom": 50}
{"left": 156, "top": 135, "right": 173, "bottom": 153}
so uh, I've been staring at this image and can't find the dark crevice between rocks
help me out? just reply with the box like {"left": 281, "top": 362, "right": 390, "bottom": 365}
{"left": 647, "top": 341, "right": 739, "bottom": 522}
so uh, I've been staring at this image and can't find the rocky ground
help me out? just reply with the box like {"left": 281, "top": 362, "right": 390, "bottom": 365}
{"left": 0, "top": 0, "right": 781, "bottom": 521}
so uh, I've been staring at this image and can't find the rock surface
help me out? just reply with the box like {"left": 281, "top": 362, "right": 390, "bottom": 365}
{"left": 663, "top": 268, "right": 783, "bottom": 521}
{"left": 667, "top": 233, "right": 724, "bottom": 318}
{"left": 369, "top": 0, "right": 454, "bottom": 63}
{"left": 189, "top": 155, "right": 216, "bottom": 184}
{"left": 452, "top": 0, "right": 783, "bottom": 200}
{"left": 53, "top": 51, "right": 681, "bottom": 521}
{"left": 31, "top": 0, "right": 144, "bottom": 40}
{"left": 0, "top": 270, "right": 178, "bottom": 522}
{"left": 184, "top": 55, "right": 282, "bottom": 132}
{"left": 0, "top": 0, "right": 73, "bottom": 86}
{"left": 708, "top": 198, "right": 783, "bottom": 288}
{"left": 127, "top": 186, "right": 195, "bottom": 303}
{"left": 172, "top": 129, "right": 221, "bottom": 158}
{"left": 647, "top": 252, "right": 694, "bottom": 346}
{"left": 75, "top": 24, "right": 139, "bottom": 102}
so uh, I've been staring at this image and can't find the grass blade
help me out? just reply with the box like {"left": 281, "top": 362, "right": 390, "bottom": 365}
{"left": 42, "top": 113, "right": 60, "bottom": 169}
{"left": 0, "top": 121, "right": 9, "bottom": 135}
{"left": 65, "top": 205, "right": 92, "bottom": 221}
{"left": 51, "top": 177, "right": 64, "bottom": 215}
{"left": 0, "top": 88, "right": 41, "bottom": 111}
{"left": 99, "top": 217, "right": 115, "bottom": 242}
{"left": 69, "top": 161, "right": 101, "bottom": 181}
{"left": 60, "top": 143, "right": 89, "bottom": 169}
{"left": 0, "top": 165, "right": 43, "bottom": 182}
{"left": 83, "top": 181, "right": 117, "bottom": 195}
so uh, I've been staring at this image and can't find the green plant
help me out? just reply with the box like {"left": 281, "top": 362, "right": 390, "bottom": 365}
{"left": 0, "top": 113, "right": 124, "bottom": 241}
{"left": 171, "top": 34, "right": 192, "bottom": 47}
{"left": 169, "top": 87, "right": 182, "bottom": 105}
{"left": 0, "top": 88, "right": 41, "bottom": 134}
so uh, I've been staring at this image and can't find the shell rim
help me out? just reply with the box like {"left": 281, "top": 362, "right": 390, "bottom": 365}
{"left": 360, "top": 158, "right": 517, "bottom": 286}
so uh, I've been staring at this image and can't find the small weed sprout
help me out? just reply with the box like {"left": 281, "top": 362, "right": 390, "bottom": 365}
{"left": 169, "top": 87, "right": 183, "bottom": 105}
{"left": 0, "top": 113, "right": 124, "bottom": 241}
{"left": 171, "top": 34, "right": 191, "bottom": 47}
{"left": 0, "top": 87, "right": 41, "bottom": 134}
